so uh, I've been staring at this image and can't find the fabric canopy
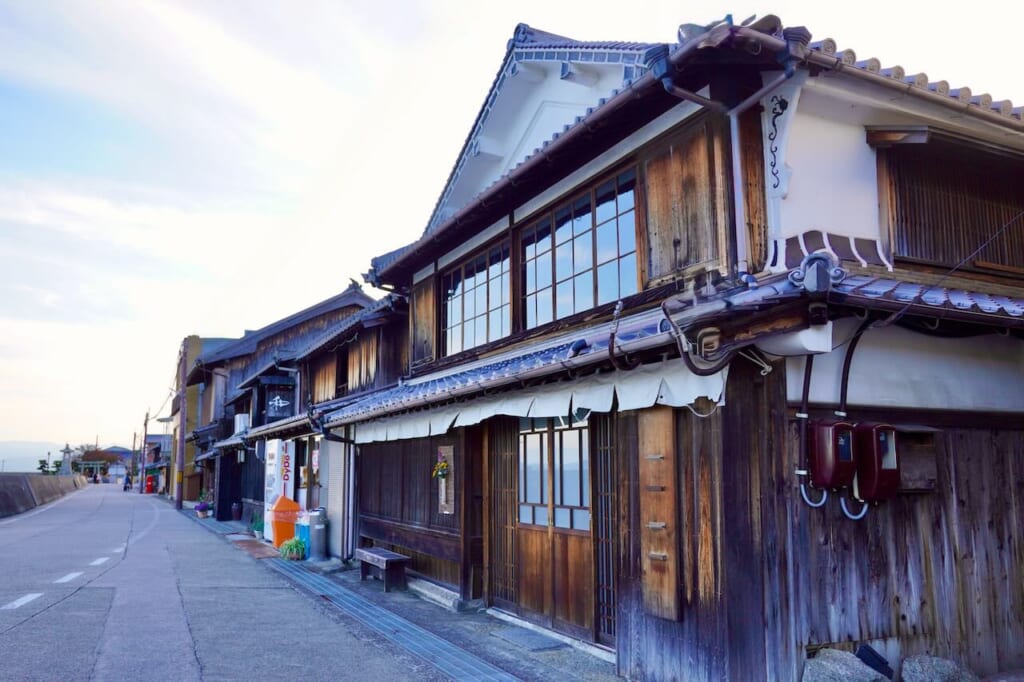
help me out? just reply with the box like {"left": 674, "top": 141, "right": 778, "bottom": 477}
{"left": 352, "top": 359, "right": 726, "bottom": 444}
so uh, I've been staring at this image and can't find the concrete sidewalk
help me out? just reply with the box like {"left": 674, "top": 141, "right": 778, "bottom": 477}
{"left": 176, "top": 504, "right": 620, "bottom": 681}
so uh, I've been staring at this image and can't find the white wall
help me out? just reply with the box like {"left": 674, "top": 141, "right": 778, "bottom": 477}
{"left": 780, "top": 94, "right": 880, "bottom": 241}
{"left": 784, "top": 318, "right": 1024, "bottom": 412}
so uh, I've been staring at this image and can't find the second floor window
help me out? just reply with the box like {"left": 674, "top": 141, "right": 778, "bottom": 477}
{"left": 442, "top": 242, "right": 511, "bottom": 355}
{"left": 522, "top": 168, "right": 638, "bottom": 329}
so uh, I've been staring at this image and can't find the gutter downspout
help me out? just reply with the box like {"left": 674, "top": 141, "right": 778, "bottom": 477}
{"left": 647, "top": 27, "right": 810, "bottom": 279}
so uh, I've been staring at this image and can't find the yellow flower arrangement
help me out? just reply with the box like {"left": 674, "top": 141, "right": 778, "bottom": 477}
{"left": 431, "top": 454, "right": 449, "bottom": 479}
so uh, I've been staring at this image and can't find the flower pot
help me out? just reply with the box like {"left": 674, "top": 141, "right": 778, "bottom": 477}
{"left": 196, "top": 509, "right": 209, "bottom": 519}
{"left": 231, "top": 502, "right": 242, "bottom": 521}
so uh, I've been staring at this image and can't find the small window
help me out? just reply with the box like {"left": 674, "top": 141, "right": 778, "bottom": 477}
{"left": 517, "top": 415, "right": 590, "bottom": 530}
{"left": 441, "top": 241, "right": 511, "bottom": 356}
{"left": 882, "top": 137, "right": 1024, "bottom": 273}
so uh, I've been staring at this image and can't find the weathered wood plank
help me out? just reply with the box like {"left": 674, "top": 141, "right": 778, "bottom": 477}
{"left": 637, "top": 405, "right": 679, "bottom": 620}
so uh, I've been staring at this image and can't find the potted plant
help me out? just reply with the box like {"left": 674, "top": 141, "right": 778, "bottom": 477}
{"left": 250, "top": 514, "right": 264, "bottom": 539}
{"left": 279, "top": 536, "right": 306, "bottom": 561}
{"left": 195, "top": 501, "right": 210, "bottom": 519}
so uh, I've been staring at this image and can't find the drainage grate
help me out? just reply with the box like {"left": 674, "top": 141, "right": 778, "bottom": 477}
{"left": 267, "top": 559, "right": 519, "bottom": 682}
{"left": 178, "top": 510, "right": 245, "bottom": 535}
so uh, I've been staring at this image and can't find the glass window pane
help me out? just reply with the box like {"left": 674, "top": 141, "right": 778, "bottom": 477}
{"left": 525, "top": 293, "right": 536, "bottom": 329}
{"left": 554, "top": 205, "right": 572, "bottom": 244}
{"left": 475, "top": 284, "right": 487, "bottom": 314}
{"left": 596, "top": 220, "right": 618, "bottom": 264}
{"left": 525, "top": 434, "right": 541, "bottom": 503}
{"left": 535, "top": 218, "right": 552, "bottom": 254}
{"left": 519, "top": 504, "right": 533, "bottom": 524}
{"left": 463, "top": 319, "right": 474, "bottom": 349}
{"left": 475, "top": 315, "right": 487, "bottom": 345}
{"left": 618, "top": 210, "right": 636, "bottom": 254}
{"left": 500, "top": 304, "right": 510, "bottom": 337}
{"left": 618, "top": 169, "right": 636, "bottom": 213}
{"left": 463, "top": 287, "right": 475, "bottom": 318}
{"left": 620, "top": 256, "right": 638, "bottom": 297}
{"left": 573, "top": 235, "right": 593, "bottom": 273}
{"left": 556, "top": 280, "right": 574, "bottom": 319}
{"left": 489, "top": 249, "right": 503, "bottom": 278}
{"left": 572, "top": 196, "right": 591, "bottom": 235}
{"left": 489, "top": 309, "right": 503, "bottom": 341}
{"left": 501, "top": 274, "right": 510, "bottom": 305}
{"left": 523, "top": 259, "right": 536, "bottom": 294}
{"left": 597, "top": 261, "right": 618, "bottom": 305}
{"left": 449, "top": 325, "right": 462, "bottom": 354}
{"left": 561, "top": 431, "right": 580, "bottom": 506}
{"left": 554, "top": 507, "right": 571, "bottom": 528}
{"left": 536, "top": 288, "right": 553, "bottom": 326}
{"left": 489, "top": 275, "right": 503, "bottom": 309}
{"left": 555, "top": 242, "right": 573, "bottom": 281}
{"left": 534, "top": 506, "right": 548, "bottom": 527}
{"left": 523, "top": 232, "right": 536, "bottom": 260}
{"left": 536, "top": 250, "right": 552, "bottom": 290}
{"left": 572, "top": 508, "right": 591, "bottom": 531}
{"left": 595, "top": 179, "right": 616, "bottom": 224}
{"left": 574, "top": 272, "right": 594, "bottom": 312}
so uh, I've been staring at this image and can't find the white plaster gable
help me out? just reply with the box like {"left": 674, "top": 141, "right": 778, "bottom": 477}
{"left": 425, "top": 24, "right": 653, "bottom": 235}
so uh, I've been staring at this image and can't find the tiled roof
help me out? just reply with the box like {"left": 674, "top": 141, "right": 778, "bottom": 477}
{"left": 807, "top": 39, "right": 1022, "bottom": 121}
{"left": 293, "top": 294, "right": 402, "bottom": 361}
{"left": 324, "top": 308, "right": 673, "bottom": 426}
{"left": 373, "top": 16, "right": 1023, "bottom": 285}
{"left": 195, "top": 283, "right": 376, "bottom": 367}
{"left": 830, "top": 274, "right": 1024, "bottom": 324}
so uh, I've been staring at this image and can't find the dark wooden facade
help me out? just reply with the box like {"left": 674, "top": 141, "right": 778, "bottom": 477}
{"left": 344, "top": 26, "right": 1024, "bottom": 681}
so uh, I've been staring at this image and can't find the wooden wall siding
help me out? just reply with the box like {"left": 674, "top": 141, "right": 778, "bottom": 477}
{"left": 642, "top": 117, "right": 729, "bottom": 286}
{"left": 347, "top": 333, "right": 378, "bottom": 393}
{"left": 637, "top": 405, "right": 680, "bottom": 621}
{"left": 740, "top": 105, "right": 768, "bottom": 273}
{"left": 378, "top": 318, "right": 409, "bottom": 388}
{"left": 385, "top": 543, "right": 460, "bottom": 587}
{"left": 310, "top": 354, "right": 336, "bottom": 404}
{"left": 618, "top": 401, "right": 728, "bottom": 681}
{"left": 358, "top": 437, "right": 460, "bottom": 540}
{"left": 885, "top": 143, "right": 1024, "bottom": 272}
{"left": 251, "top": 306, "right": 363, "bottom": 382}
{"left": 488, "top": 417, "right": 519, "bottom": 606}
{"left": 410, "top": 276, "right": 436, "bottom": 368}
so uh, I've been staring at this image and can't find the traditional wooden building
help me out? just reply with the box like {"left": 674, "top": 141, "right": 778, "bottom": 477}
{"left": 184, "top": 283, "right": 374, "bottom": 522}
{"left": 321, "top": 16, "right": 1024, "bottom": 680}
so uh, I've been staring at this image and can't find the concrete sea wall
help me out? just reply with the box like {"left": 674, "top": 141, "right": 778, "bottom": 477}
{"left": 0, "top": 474, "right": 88, "bottom": 518}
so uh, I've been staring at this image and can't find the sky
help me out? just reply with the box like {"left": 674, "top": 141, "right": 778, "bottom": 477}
{"left": 0, "top": 0, "right": 1021, "bottom": 471}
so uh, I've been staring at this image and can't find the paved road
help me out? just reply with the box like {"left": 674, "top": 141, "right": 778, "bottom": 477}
{"left": 0, "top": 484, "right": 441, "bottom": 682}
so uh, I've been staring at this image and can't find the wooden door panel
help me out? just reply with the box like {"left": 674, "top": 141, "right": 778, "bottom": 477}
{"left": 553, "top": 531, "right": 595, "bottom": 633}
{"left": 517, "top": 526, "right": 551, "bottom": 617}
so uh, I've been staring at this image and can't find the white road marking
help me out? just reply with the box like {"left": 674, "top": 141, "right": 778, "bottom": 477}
{"left": 112, "top": 546, "right": 125, "bottom": 553}
{"left": 89, "top": 557, "right": 109, "bottom": 566}
{"left": 54, "top": 572, "right": 83, "bottom": 584}
{"left": 1, "top": 593, "right": 43, "bottom": 610}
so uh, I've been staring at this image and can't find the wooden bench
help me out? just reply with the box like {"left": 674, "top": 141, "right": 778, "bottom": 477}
{"left": 355, "top": 547, "right": 410, "bottom": 592}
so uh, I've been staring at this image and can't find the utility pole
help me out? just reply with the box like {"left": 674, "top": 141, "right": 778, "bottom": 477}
{"left": 175, "top": 339, "right": 186, "bottom": 510}
{"left": 139, "top": 410, "right": 149, "bottom": 494}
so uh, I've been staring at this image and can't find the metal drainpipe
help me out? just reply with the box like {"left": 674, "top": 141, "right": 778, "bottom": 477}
{"left": 647, "top": 27, "right": 810, "bottom": 279}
